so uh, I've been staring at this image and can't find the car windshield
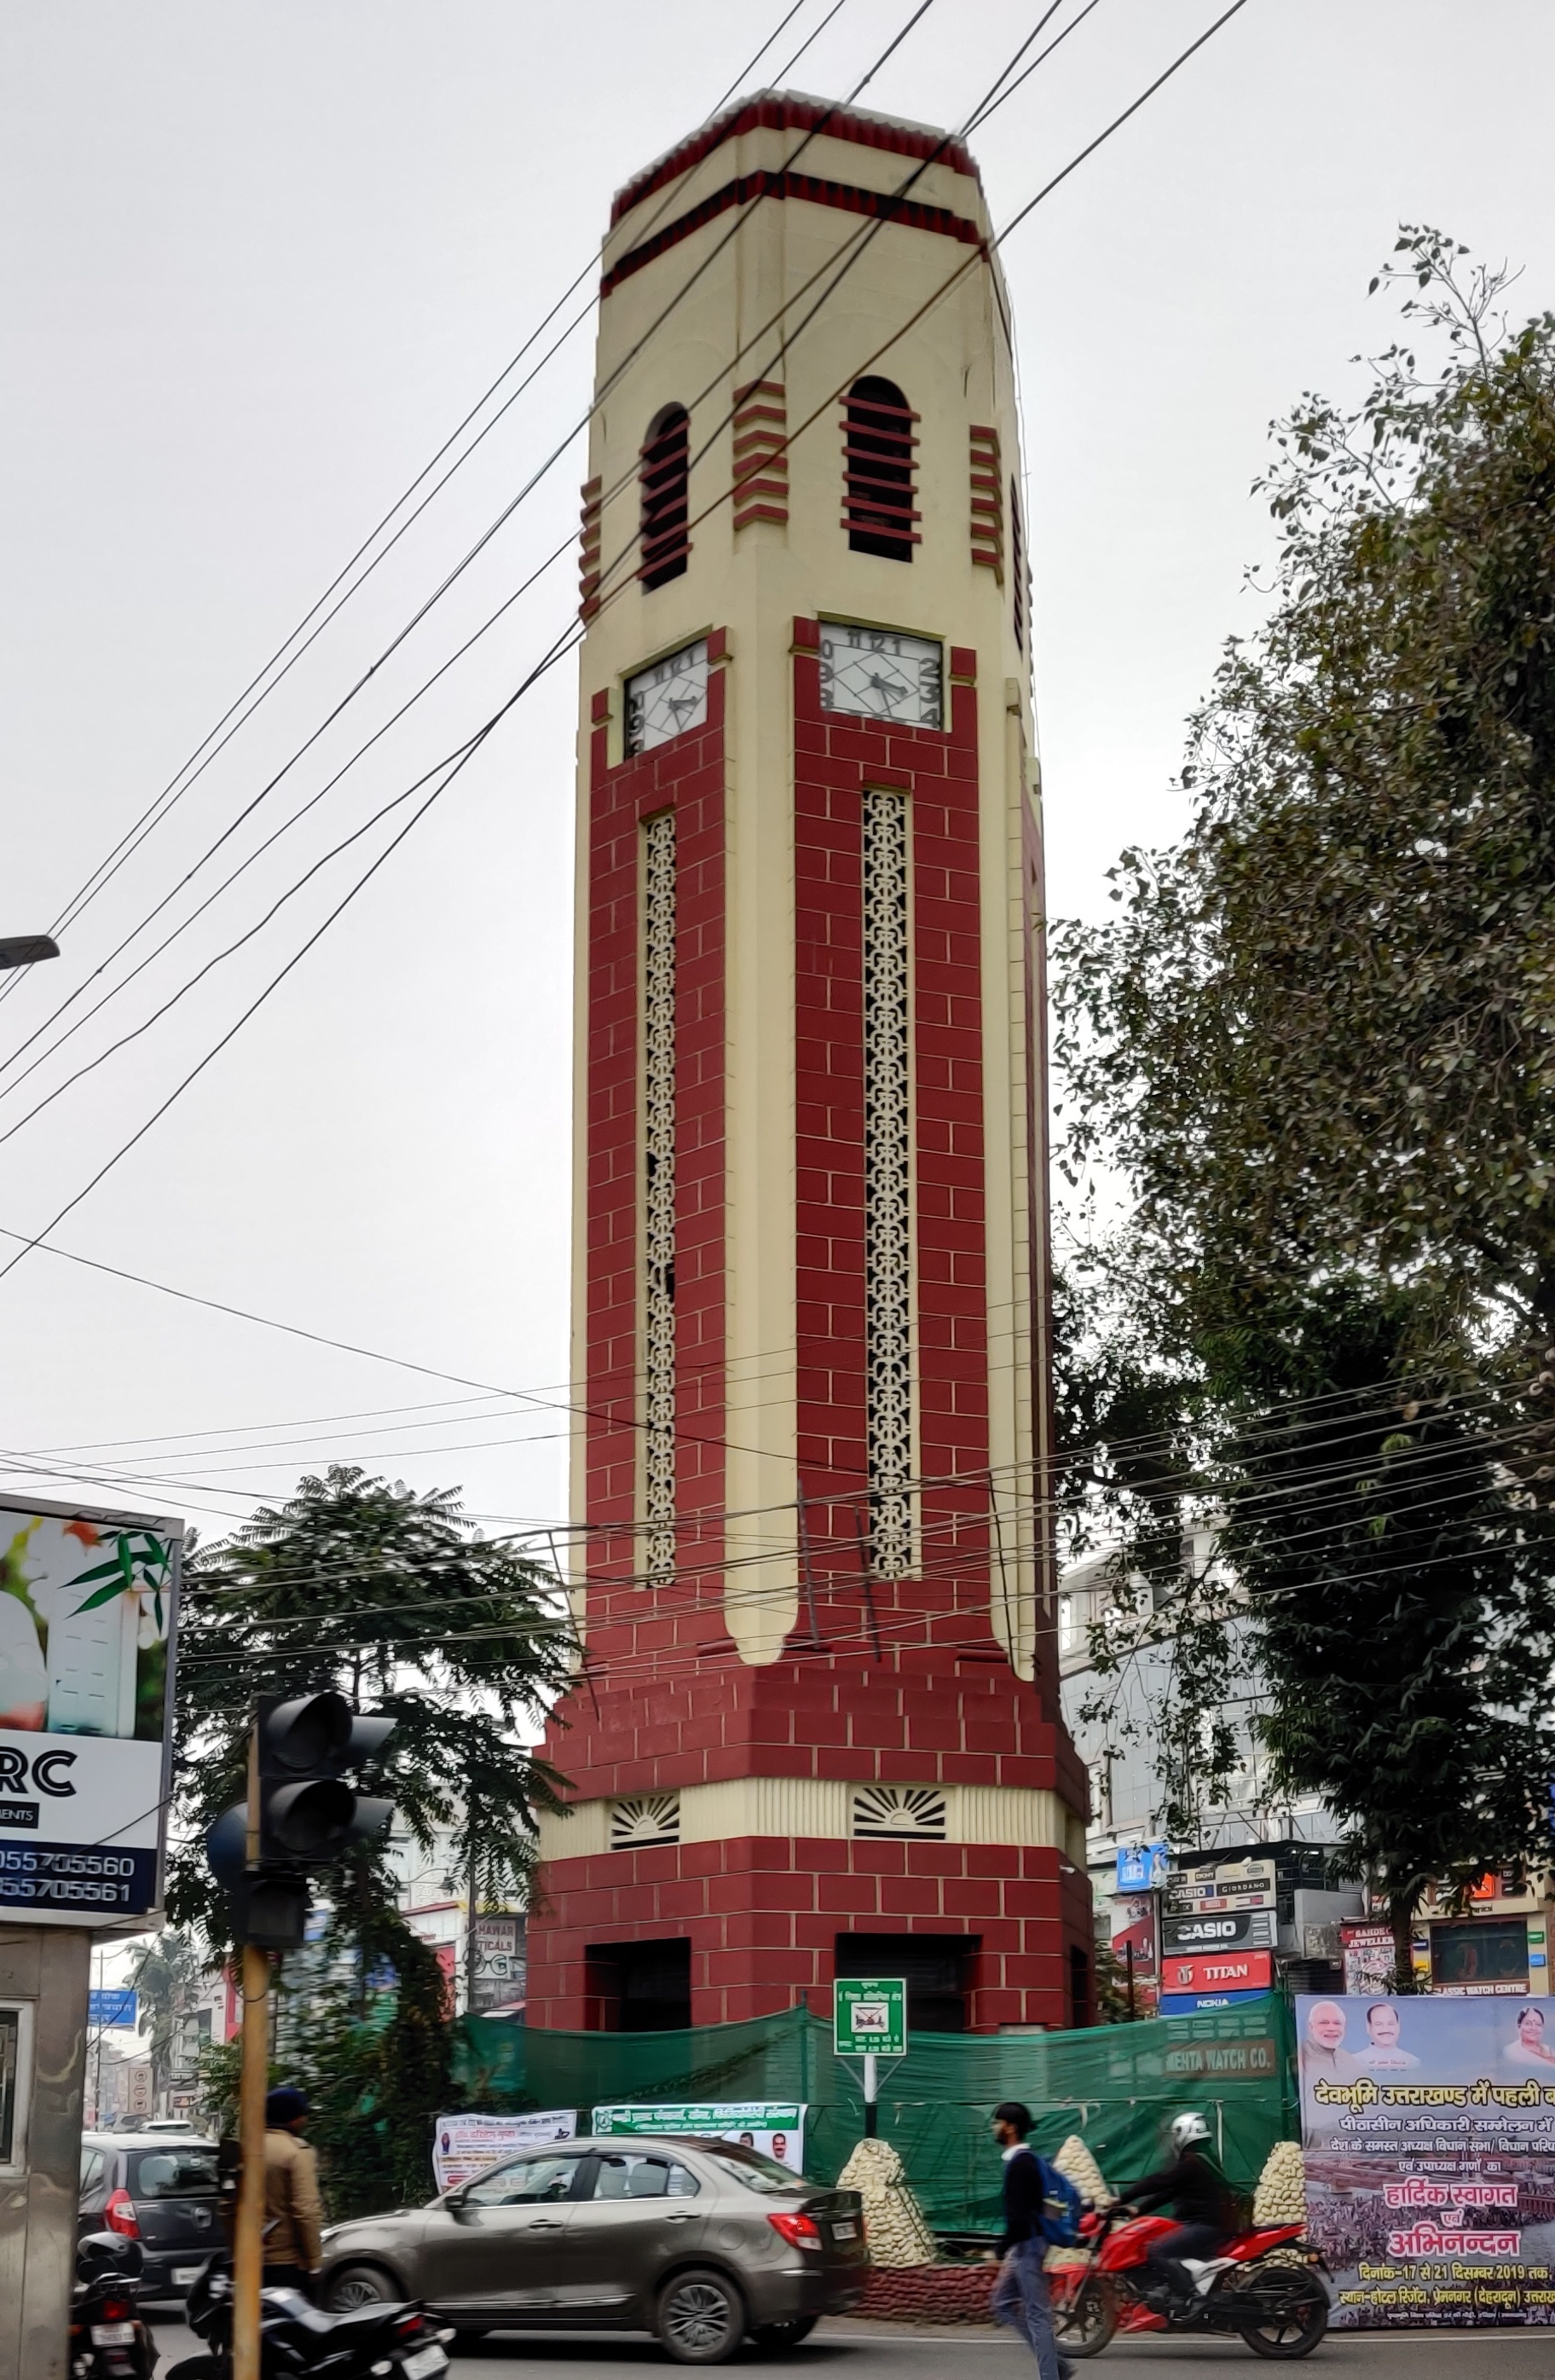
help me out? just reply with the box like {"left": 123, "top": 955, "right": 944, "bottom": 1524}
{"left": 697, "top": 2144, "right": 808, "bottom": 2194}
{"left": 130, "top": 2147, "right": 219, "bottom": 2198}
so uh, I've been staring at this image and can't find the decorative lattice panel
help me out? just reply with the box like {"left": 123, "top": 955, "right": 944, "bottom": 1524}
{"left": 853, "top": 1784, "right": 947, "bottom": 1841}
{"left": 642, "top": 809, "right": 678, "bottom": 1583}
{"left": 610, "top": 1792, "right": 682, "bottom": 1850}
{"left": 862, "top": 787, "right": 912, "bottom": 1578}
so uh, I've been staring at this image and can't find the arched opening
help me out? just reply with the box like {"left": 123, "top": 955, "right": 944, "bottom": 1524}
{"left": 843, "top": 376, "right": 919, "bottom": 561}
{"left": 639, "top": 403, "right": 691, "bottom": 588}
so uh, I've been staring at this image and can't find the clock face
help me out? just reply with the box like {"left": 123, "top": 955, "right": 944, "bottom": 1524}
{"left": 818, "top": 623, "right": 943, "bottom": 728}
{"left": 625, "top": 640, "right": 709, "bottom": 756}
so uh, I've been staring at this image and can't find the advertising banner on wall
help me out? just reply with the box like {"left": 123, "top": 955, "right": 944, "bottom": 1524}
{"left": 1163, "top": 1908, "right": 1276, "bottom": 1953}
{"left": 592, "top": 2103, "right": 808, "bottom": 2174}
{"left": 1162, "top": 1949, "right": 1273, "bottom": 1997}
{"left": 432, "top": 2109, "right": 578, "bottom": 2193}
{"left": 1298, "top": 1993, "right": 1555, "bottom": 2325}
{"left": 470, "top": 1913, "right": 527, "bottom": 2012}
{"left": 1111, "top": 1893, "right": 1160, "bottom": 2015}
{"left": 0, "top": 1498, "right": 181, "bottom": 1925}
{"left": 1165, "top": 1857, "right": 1278, "bottom": 1915}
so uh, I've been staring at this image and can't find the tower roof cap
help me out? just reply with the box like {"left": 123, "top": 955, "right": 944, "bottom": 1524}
{"left": 610, "top": 88, "right": 979, "bottom": 228}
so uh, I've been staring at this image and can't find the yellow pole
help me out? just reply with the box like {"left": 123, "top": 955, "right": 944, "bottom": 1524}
{"left": 233, "top": 1730, "right": 266, "bottom": 2380}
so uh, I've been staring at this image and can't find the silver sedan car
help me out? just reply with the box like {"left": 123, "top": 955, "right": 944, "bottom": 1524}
{"left": 318, "top": 2136, "right": 868, "bottom": 2363}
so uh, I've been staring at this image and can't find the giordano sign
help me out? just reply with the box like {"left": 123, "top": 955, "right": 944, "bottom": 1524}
{"left": 0, "top": 1497, "right": 182, "bottom": 1925}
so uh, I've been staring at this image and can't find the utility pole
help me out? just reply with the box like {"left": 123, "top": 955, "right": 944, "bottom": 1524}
{"left": 233, "top": 1731, "right": 267, "bottom": 2380}
{"left": 205, "top": 1691, "right": 398, "bottom": 2380}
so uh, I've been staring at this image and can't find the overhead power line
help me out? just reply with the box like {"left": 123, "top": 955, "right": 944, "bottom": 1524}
{"left": 0, "top": 0, "right": 1252, "bottom": 1517}
{"left": 0, "top": 0, "right": 857, "bottom": 1003}
{"left": 0, "top": 0, "right": 924, "bottom": 1097}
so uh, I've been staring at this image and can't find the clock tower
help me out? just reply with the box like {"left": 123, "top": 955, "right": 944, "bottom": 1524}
{"left": 528, "top": 91, "right": 1093, "bottom": 2036}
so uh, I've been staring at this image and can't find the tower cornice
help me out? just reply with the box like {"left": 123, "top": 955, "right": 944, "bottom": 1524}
{"left": 610, "top": 88, "right": 980, "bottom": 229}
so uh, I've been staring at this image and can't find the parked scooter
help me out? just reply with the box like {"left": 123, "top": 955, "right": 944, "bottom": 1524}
{"left": 71, "top": 2231, "right": 159, "bottom": 2380}
{"left": 166, "top": 2258, "right": 452, "bottom": 2380}
{"left": 1049, "top": 2203, "right": 1331, "bottom": 2359}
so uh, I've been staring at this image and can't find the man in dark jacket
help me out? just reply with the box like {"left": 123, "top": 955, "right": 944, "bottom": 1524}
{"left": 1119, "top": 2111, "right": 1235, "bottom": 2308}
{"left": 990, "top": 2101, "right": 1073, "bottom": 2380}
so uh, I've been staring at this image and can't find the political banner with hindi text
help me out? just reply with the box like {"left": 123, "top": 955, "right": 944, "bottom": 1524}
{"left": 1298, "top": 1993, "right": 1555, "bottom": 2326}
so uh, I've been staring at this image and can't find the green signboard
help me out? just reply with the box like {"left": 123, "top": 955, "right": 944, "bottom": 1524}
{"left": 834, "top": 1976, "right": 907, "bottom": 2058}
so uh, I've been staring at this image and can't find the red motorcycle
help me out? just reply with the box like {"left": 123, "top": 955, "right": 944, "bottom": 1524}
{"left": 1049, "top": 2204, "right": 1330, "bottom": 2360}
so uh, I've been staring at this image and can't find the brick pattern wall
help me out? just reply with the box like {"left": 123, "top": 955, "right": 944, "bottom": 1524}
{"left": 529, "top": 1834, "right": 1072, "bottom": 2030}
{"left": 529, "top": 622, "right": 1090, "bottom": 2035}
{"left": 580, "top": 640, "right": 728, "bottom": 1603}
{"left": 790, "top": 616, "right": 994, "bottom": 1663}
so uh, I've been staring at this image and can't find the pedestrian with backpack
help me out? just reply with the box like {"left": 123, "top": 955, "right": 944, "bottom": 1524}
{"left": 990, "top": 2100, "right": 1078, "bottom": 2380}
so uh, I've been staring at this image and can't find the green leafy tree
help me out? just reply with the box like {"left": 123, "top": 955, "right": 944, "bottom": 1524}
{"left": 1214, "top": 1283, "right": 1555, "bottom": 1979}
{"left": 166, "top": 1465, "right": 573, "bottom": 2209}
{"left": 1053, "top": 229, "right": 1555, "bottom": 1456}
{"left": 1050, "top": 230, "right": 1555, "bottom": 1914}
{"left": 126, "top": 1927, "right": 204, "bottom": 2097}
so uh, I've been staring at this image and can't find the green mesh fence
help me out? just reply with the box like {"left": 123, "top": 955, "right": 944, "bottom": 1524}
{"left": 452, "top": 1995, "right": 1295, "bottom": 2232}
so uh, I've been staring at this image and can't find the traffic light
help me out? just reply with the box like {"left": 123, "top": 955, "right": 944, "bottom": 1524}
{"left": 257, "top": 1693, "right": 395, "bottom": 1866}
{"left": 205, "top": 1693, "right": 396, "bottom": 1949}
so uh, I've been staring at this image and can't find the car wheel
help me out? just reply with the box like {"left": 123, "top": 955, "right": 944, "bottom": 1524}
{"left": 750, "top": 2315, "right": 819, "bottom": 2353}
{"left": 322, "top": 2262, "right": 398, "bottom": 2313}
{"left": 657, "top": 2267, "right": 746, "bottom": 2365}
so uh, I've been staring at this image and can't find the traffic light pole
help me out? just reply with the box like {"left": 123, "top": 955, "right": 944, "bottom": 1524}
{"left": 234, "top": 1729, "right": 267, "bottom": 2380}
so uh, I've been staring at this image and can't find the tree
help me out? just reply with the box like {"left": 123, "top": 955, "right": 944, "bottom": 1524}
{"left": 127, "top": 1927, "right": 204, "bottom": 2098}
{"left": 1214, "top": 1281, "right": 1555, "bottom": 1979}
{"left": 166, "top": 1465, "right": 573, "bottom": 2209}
{"left": 1053, "top": 230, "right": 1555, "bottom": 1456}
{"left": 1049, "top": 230, "right": 1555, "bottom": 1918}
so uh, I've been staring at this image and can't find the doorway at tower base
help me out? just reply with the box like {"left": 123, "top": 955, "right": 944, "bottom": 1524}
{"left": 450, "top": 1995, "right": 1292, "bottom": 2237}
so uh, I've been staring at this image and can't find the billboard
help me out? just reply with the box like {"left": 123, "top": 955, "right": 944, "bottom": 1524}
{"left": 470, "top": 1913, "right": 526, "bottom": 2012}
{"left": 0, "top": 1497, "right": 181, "bottom": 1925}
{"left": 1298, "top": 1992, "right": 1555, "bottom": 2325}
{"left": 592, "top": 2102, "right": 807, "bottom": 2174}
{"left": 1165, "top": 1857, "right": 1277, "bottom": 1914}
{"left": 1161, "top": 1949, "right": 1272, "bottom": 1996}
{"left": 1163, "top": 1908, "right": 1276, "bottom": 1953}
{"left": 432, "top": 2108, "right": 577, "bottom": 2193}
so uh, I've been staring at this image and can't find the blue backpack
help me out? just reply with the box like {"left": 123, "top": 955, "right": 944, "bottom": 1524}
{"left": 1034, "top": 2154, "right": 1085, "bottom": 2248}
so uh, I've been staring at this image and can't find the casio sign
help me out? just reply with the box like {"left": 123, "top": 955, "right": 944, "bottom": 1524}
{"left": 0, "top": 1745, "right": 78, "bottom": 1797}
{"left": 1172, "top": 1918, "right": 1240, "bottom": 1946}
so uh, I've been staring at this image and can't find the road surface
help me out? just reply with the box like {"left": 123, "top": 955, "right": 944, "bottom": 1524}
{"left": 145, "top": 2308, "right": 1555, "bottom": 2377}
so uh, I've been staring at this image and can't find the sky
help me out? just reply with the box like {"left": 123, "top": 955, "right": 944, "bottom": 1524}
{"left": 2, "top": 0, "right": 1553, "bottom": 1556}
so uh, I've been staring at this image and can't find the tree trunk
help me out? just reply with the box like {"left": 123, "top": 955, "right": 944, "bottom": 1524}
{"left": 1390, "top": 1894, "right": 1416, "bottom": 1990}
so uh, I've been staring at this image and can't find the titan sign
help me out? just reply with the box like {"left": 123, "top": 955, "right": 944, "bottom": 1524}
{"left": 0, "top": 1497, "right": 182, "bottom": 1922}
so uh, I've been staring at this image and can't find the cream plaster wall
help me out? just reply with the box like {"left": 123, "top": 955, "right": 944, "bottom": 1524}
{"left": 535, "top": 1774, "right": 1087, "bottom": 1867}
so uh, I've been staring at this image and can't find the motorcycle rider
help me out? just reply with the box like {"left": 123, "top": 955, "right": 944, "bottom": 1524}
{"left": 1117, "top": 2111, "right": 1235, "bottom": 2310}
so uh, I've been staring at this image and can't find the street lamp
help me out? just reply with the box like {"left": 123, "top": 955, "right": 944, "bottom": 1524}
{"left": 0, "top": 935, "right": 59, "bottom": 970}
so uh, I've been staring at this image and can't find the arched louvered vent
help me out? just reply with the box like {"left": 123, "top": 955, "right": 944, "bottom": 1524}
{"left": 640, "top": 404, "right": 691, "bottom": 588}
{"left": 853, "top": 1784, "right": 947, "bottom": 1841}
{"left": 842, "top": 377, "right": 919, "bottom": 562}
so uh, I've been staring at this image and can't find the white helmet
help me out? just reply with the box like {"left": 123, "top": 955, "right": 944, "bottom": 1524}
{"left": 1170, "top": 2112, "right": 1211, "bottom": 2152}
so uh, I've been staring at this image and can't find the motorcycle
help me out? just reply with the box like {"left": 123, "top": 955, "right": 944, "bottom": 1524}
{"left": 72, "top": 2231, "right": 159, "bottom": 2380}
{"left": 165, "top": 2259, "right": 454, "bottom": 2380}
{"left": 1049, "top": 2203, "right": 1331, "bottom": 2360}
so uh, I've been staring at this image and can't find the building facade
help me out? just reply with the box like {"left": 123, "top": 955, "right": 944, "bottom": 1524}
{"left": 528, "top": 91, "right": 1091, "bottom": 2035}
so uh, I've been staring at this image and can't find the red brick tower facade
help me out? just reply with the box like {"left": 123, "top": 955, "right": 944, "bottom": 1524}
{"left": 528, "top": 95, "right": 1092, "bottom": 2036}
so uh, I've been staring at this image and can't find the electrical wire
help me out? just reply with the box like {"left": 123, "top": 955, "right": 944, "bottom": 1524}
{"left": 0, "top": 2, "right": 1258, "bottom": 1534}
{"left": 0, "top": 0, "right": 849, "bottom": 1004}
{"left": 0, "top": 0, "right": 922, "bottom": 1099}
{"left": 2, "top": 0, "right": 1090, "bottom": 1150}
